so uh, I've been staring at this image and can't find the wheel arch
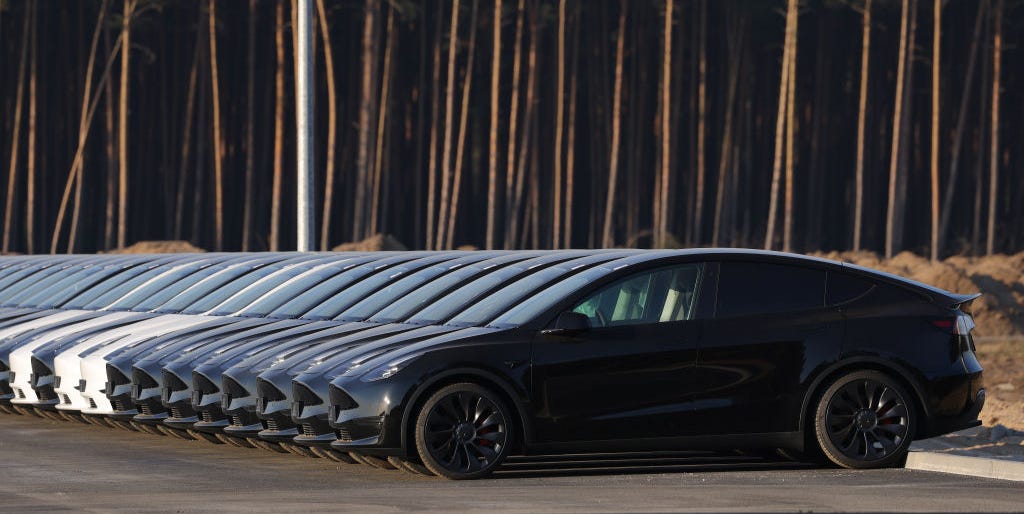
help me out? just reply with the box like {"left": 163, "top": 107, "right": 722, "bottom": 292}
{"left": 799, "top": 357, "right": 931, "bottom": 441}
{"left": 399, "top": 367, "right": 532, "bottom": 458}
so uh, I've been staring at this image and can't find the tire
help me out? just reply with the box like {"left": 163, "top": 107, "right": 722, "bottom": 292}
{"left": 414, "top": 382, "right": 513, "bottom": 480}
{"left": 159, "top": 425, "right": 196, "bottom": 440}
{"left": 813, "top": 370, "right": 916, "bottom": 469}
{"left": 281, "top": 442, "right": 319, "bottom": 458}
{"left": 311, "top": 447, "right": 357, "bottom": 463}
{"left": 188, "top": 429, "right": 225, "bottom": 444}
{"left": 249, "top": 438, "right": 288, "bottom": 453}
{"left": 356, "top": 453, "right": 396, "bottom": 470}
{"left": 389, "top": 457, "right": 434, "bottom": 476}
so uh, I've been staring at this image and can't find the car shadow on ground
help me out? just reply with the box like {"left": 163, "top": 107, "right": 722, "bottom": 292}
{"left": 492, "top": 451, "right": 815, "bottom": 479}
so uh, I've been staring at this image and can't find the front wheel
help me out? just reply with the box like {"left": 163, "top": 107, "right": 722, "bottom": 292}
{"left": 814, "top": 370, "right": 915, "bottom": 469}
{"left": 414, "top": 383, "right": 513, "bottom": 479}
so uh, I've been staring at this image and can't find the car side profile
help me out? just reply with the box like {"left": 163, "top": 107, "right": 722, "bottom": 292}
{"left": 321, "top": 249, "right": 984, "bottom": 478}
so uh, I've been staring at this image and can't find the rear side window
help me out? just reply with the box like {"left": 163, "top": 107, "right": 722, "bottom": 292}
{"left": 827, "top": 272, "right": 875, "bottom": 306}
{"left": 715, "top": 262, "right": 825, "bottom": 318}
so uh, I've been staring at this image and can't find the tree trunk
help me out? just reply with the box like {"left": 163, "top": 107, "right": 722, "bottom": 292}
{"left": 765, "top": 0, "right": 795, "bottom": 250}
{"left": 426, "top": 7, "right": 443, "bottom": 249}
{"left": 446, "top": 0, "right": 479, "bottom": 249}
{"left": 370, "top": 6, "right": 395, "bottom": 236}
{"left": 987, "top": 0, "right": 1002, "bottom": 255}
{"left": 507, "top": 6, "right": 537, "bottom": 249}
{"left": 782, "top": 1, "right": 798, "bottom": 253}
{"left": 713, "top": 16, "right": 744, "bottom": 247}
{"left": 436, "top": 0, "right": 461, "bottom": 249}
{"left": 601, "top": 0, "right": 626, "bottom": 248}
{"left": 885, "top": 0, "right": 911, "bottom": 259}
{"left": 3, "top": 5, "right": 31, "bottom": 253}
{"left": 853, "top": 0, "right": 871, "bottom": 251}
{"left": 174, "top": 30, "right": 200, "bottom": 242}
{"left": 938, "top": 0, "right": 986, "bottom": 253}
{"left": 117, "top": 0, "right": 134, "bottom": 249}
{"left": 503, "top": 0, "right": 524, "bottom": 249}
{"left": 104, "top": 28, "right": 118, "bottom": 249}
{"left": 354, "top": 0, "right": 379, "bottom": 242}
{"left": 553, "top": 0, "right": 566, "bottom": 249}
{"left": 209, "top": 0, "right": 224, "bottom": 251}
{"left": 655, "top": 0, "right": 672, "bottom": 249}
{"left": 270, "top": 0, "right": 285, "bottom": 251}
{"left": 316, "top": 0, "right": 337, "bottom": 249}
{"left": 51, "top": 0, "right": 113, "bottom": 254}
{"left": 564, "top": 18, "right": 579, "bottom": 249}
{"left": 243, "top": 0, "right": 258, "bottom": 251}
{"left": 486, "top": 0, "right": 502, "bottom": 250}
{"left": 24, "top": 4, "right": 37, "bottom": 254}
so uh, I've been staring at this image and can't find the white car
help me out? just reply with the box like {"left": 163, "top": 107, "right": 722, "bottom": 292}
{"left": 8, "top": 311, "right": 144, "bottom": 407}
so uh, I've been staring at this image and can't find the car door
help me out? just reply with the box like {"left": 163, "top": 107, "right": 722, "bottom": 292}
{"left": 531, "top": 262, "right": 704, "bottom": 444}
{"left": 691, "top": 260, "right": 843, "bottom": 435}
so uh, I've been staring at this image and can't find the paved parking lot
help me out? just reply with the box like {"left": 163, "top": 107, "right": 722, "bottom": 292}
{"left": 0, "top": 413, "right": 1021, "bottom": 513}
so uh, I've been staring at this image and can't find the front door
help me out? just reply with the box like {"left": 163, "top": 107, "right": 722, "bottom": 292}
{"left": 531, "top": 263, "right": 705, "bottom": 444}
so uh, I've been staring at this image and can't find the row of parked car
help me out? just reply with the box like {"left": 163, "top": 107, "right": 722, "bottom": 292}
{"left": 0, "top": 250, "right": 985, "bottom": 478}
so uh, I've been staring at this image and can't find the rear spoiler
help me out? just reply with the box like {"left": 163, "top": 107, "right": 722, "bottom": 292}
{"left": 946, "top": 292, "right": 982, "bottom": 313}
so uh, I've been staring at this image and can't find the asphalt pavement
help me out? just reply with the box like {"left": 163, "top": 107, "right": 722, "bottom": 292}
{"left": 0, "top": 413, "right": 1021, "bottom": 513}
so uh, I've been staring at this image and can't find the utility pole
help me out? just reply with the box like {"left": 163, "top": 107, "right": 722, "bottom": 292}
{"left": 296, "top": 0, "right": 316, "bottom": 251}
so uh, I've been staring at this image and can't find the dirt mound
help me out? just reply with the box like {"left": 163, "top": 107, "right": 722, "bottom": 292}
{"left": 812, "top": 251, "right": 1024, "bottom": 337}
{"left": 105, "top": 240, "right": 205, "bottom": 254}
{"left": 331, "top": 233, "right": 407, "bottom": 252}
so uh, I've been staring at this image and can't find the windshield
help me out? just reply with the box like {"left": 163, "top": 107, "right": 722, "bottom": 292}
{"left": 232, "top": 260, "right": 364, "bottom": 318}
{"left": 35, "top": 260, "right": 149, "bottom": 309}
{"left": 102, "top": 260, "right": 218, "bottom": 311}
{"left": 0, "top": 260, "right": 71, "bottom": 302}
{"left": 266, "top": 256, "right": 400, "bottom": 319}
{"left": 302, "top": 256, "right": 457, "bottom": 320}
{"left": 142, "top": 261, "right": 261, "bottom": 313}
{"left": 63, "top": 263, "right": 160, "bottom": 309}
{"left": 335, "top": 255, "right": 496, "bottom": 322}
{"left": 176, "top": 264, "right": 285, "bottom": 315}
{"left": 366, "top": 255, "right": 540, "bottom": 324}
{"left": 489, "top": 266, "right": 619, "bottom": 328}
{"left": 206, "top": 263, "right": 327, "bottom": 316}
{"left": 445, "top": 267, "right": 580, "bottom": 327}
{"left": 4, "top": 260, "right": 109, "bottom": 307}
{"left": 403, "top": 258, "right": 577, "bottom": 326}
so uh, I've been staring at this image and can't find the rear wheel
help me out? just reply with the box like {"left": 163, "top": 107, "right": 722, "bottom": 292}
{"left": 814, "top": 370, "right": 915, "bottom": 469}
{"left": 414, "top": 383, "right": 513, "bottom": 480}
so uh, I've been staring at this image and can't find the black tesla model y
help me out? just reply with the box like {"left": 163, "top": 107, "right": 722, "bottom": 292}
{"left": 321, "top": 249, "right": 985, "bottom": 479}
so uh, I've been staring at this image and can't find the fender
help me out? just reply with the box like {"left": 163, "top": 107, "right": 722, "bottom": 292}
{"left": 399, "top": 366, "right": 534, "bottom": 456}
{"left": 797, "top": 355, "right": 931, "bottom": 434}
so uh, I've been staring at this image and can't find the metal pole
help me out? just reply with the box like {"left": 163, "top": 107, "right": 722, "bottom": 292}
{"left": 295, "top": 0, "right": 315, "bottom": 251}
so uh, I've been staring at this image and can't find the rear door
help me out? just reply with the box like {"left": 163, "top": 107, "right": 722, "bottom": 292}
{"left": 691, "top": 260, "right": 841, "bottom": 435}
{"left": 531, "top": 262, "right": 704, "bottom": 443}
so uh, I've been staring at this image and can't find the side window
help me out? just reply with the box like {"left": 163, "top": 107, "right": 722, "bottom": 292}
{"left": 716, "top": 262, "right": 825, "bottom": 318}
{"left": 827, "top": 272, "right": 875, "bottom": 306}
{"left": 571, "top": 263, "right": 702, "bottom": 327}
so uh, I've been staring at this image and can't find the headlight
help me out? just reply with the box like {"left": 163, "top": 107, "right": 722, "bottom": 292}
{"left": 358, "top": 355, "right": 419, "bottom": 383}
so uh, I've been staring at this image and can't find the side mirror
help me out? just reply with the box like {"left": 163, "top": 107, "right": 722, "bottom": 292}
{"left": 540, "top": 311, "right": 591, "bottom": 336}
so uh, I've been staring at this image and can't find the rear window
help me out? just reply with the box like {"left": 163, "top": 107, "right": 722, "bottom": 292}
{"left": 715, "top": 262, "right": 825, "bottom": 318}
{"left": 827, "top": 272, "right": 875, "bottom": 306}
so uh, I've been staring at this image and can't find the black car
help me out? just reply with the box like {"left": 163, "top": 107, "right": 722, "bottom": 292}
{"left": 321, "top": 249, "right": 984, "bottom": 479}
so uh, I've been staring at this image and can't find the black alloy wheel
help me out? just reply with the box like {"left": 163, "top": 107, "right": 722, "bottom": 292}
{"left": 814, "top": 370, "right": 915, "bottom": 469}
{"left": 415, "top": 383, "right": 512, "bottom": 479}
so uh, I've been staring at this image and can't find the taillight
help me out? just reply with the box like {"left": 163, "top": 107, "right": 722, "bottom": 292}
{"left": 930, "top": 315, "right": 975, "bottom": 336}
{"left": 930, "top": 318, "right": 956, "bottom": 333}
